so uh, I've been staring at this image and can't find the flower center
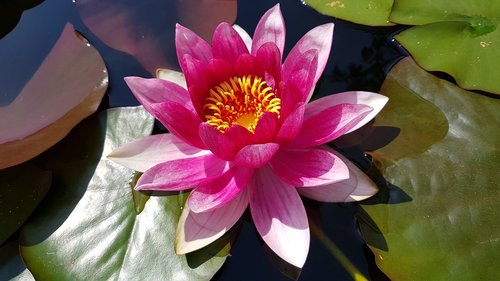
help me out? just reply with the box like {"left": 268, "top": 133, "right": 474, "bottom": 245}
{"left": 203, "top": 75, "right": 281, "bottom": 133}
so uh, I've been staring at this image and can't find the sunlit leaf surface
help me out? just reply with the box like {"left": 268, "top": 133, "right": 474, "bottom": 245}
{"left": 0, "top": 23, "right": 108, "bottom": 169}
{"left": 303, "top": 0, "right": 394, "bottom": 26}
{"left": 359, "top": 58, "right": 500, "bottom": 280}
{"left": 19, "top": 106, "right": 227, "bottom": 281}
{"left": 391, "top": 0, "right": 500, "bottom": 94}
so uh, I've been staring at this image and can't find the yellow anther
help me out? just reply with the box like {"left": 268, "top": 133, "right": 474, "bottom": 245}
{"left": 203, "top": 75, "right": 281, "bottom": 133}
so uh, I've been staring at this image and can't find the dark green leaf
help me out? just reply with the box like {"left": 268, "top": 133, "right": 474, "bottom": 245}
{"left": 391, "top": 0, "right": 500, "bottom": 94}
{"left": 359, "top": 58, "right": 500, "bottom": 280}
{"left": 303, "top": 0, "right": 394, "bottom": 26}
{"left": 19, "top": 106, "right": 227, "bottom": 281}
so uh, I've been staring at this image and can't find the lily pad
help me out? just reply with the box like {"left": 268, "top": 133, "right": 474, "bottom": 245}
{"left": 359, "top": 58, "right": 500, "bottom": 280}
{"left": 0, "top": 164, "right": 51, "bottom": 245}
{"left": 19, "top": 107, "right": 227, "bottom": 280}
{"left": 0, "top": 23, "right": 108, "bottom": 169}
{"left": 303, "top": 0, "right": 394, "bottom": 26}
{"left": 76, "top": 0, "right": 236, "bottom": 74}
{"left": 390, "top": 0, "right": 500, "bottom": 94}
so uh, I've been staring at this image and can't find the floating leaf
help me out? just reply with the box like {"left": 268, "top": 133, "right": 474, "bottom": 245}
{"left": 303, "top": 0, "right": 394, "bottom": 26}
{"left": 0, "top": 164, "right": 51, "bottom": 245}
{"left": 390, "top": 0, "right": 500, "bottom": 94}
{"left": 359, "top": 58, "right": 500, "bottom": 280}
{"left": 19, "top": 106, "right": 227, "bottom": 280}
{"left": 0, "top": 23, "right": 108, "bottom": 169}
{"left": 76, "top": 0, "right": 236, "bottom": 74}
{"left": 0, "top": 241, "right": 35, "bottom": 281}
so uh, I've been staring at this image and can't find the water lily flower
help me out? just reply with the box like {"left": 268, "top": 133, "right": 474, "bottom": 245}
{"left": 109, "top": 4, "right": 388, "bottom": 268}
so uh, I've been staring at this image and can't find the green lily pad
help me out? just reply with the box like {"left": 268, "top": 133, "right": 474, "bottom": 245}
{"left": 0, "top": 241, "right": 35, "bottom": 281}
{"left": 359, "top": 57, "right": 500, "bottom": 280}
{"left": 19, "top": 107, "right": 227, "bottom": 281}
{"left": 390, "top": 0, "right": 500, "bottom": 94}
{"left": 0, "top": 163, "right": 51, "bottom": 245}
{"left": 303, "top": 0, "right": 394, "bottom": 26}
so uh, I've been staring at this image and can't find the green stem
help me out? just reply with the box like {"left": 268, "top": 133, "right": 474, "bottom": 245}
{"left": 310, "top": 220, "right": 368, "bottom": 281}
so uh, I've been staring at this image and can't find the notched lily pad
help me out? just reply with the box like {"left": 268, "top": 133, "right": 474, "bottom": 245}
{"left": 359, "top": 57, "right": 500, "bottom": 280}
{"left": 303, "top": 0, "right": 394, "bottom": 26}
{"left": 0, "top": 23, "right": 108, "bottom": 169}
{"left": 19, "top": 106, "right": 227, "bottom": 281}
{"left": 390, "top": 0, "right": 500, "bottom": 94}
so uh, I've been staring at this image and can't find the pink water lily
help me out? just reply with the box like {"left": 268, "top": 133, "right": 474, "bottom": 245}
{"left": 109, "top": 4, "right": 388, "bottom": 268}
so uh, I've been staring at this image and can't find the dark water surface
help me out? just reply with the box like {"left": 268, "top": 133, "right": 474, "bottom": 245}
{"left": 1, "top": 0, "right": 405, "bottom": 280}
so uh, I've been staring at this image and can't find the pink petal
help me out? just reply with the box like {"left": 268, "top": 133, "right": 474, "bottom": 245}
{"left": 149, "top": 101, "right": 205, "bottom": 149}
{"left": 235, "top": 54, "right": 261, "bottom": 77}
{"left": 108, "top": 133, "right": 210, "bottom": 173}
{"left": 232, "top": 24, "right": 252, "bottom": 51}
{"left": 235, "top": 143, "right": 280, "bottom": 168}
{"left": 251, "top": 4, "right": 285, "bottom": 58}
{"left": 188, "top": 166, "right": 253, "bottom": 213}
{"left": 205, "top": 58, "right": 235, "bottom": 87}
{"left": 276, "top": 103, "right": 305, "bottom": 144}
{"left": 249, "top": 166, "right": 310, "bottom": 268}
{"left": 198, "top": 122, "right": 237, "bottom": 160}
{"left": 175, "top": 24, "right": 212, "bottom": 73}
{"left": 176, "top": 189, "right": 249, "bottom": 254}
{"left": 281, "top": 49, "right": 318, "bottom": 113}
{"left": 288, "top": 103, "right": 373, "bottom": 148}
{"left": 283, "top": 23, "right": 334, "bottom": 100}
{"left": 253, "top": 112, "right": 279, "bottom": 144}
{"left": 269, "top": 147, "right": 349, "bottom": 187}
{"left": 212, "top": 22, "right": 249, "bottom": 63}
{"left": 304, "top": 91, "right": 388, "bottom": 134}
{"left": 255, "top": 42, "right": 282, "bottom": 86}
{"left": 136, "top": 153, "right": 229, "bottom": 191}
{"left": 297, "top": 146, "right": 378, "bottom": 202}
{"left": 124, "top": 76, "right": 194, "bottom": 113}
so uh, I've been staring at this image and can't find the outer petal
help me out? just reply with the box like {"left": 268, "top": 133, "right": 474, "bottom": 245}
{"left": 269, "top": 147, "right": 349, "bottom": 187}
{"left": 297, "top": 146, "right": 378, "bottom": 202}
{"left": 288, "top": 103, "right": 373, "bottom": 148}
{"left": 188, "top": 166, "right": 253, "bottom": 213}
{"left": 124, "top": 76, "right": 194, "bottom": 112}
{"left": 251, "top": 4, "right": 285, "bottom": 58}
{"left": 212, "top": 22, "right": 249, "bottom": 64}
{"left": 232, "top": 24, "right": 252, "bottom": 52}
{"left": 283, "top": 23, "right": 334, "bottom": 100}
{"left": 149, "top": 101, "right": 205, "bottom": 149}
{"left": 249, "top": 166, "right": 310, "bottom": 268}
{"left": 156, "top": 68, "right": 187, "bottom": 89}
{"left": 305, "top": 91, "right": 388, "bottom": 134}
{"left": 108, "top": 134, "right": 209, "bottom": 173}
{"left": 135, "top": 152, "right": 229, "bottom": 191}
{"left": 176, "top": 189, "right": 249, "bottom": 254}
{"left": 234, "top": 143, "right": 279, "bottom": 168}
{"left": 175, "top": 24, "right": 212, "bottom": 72}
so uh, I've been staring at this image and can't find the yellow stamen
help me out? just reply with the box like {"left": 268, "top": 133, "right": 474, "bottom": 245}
{"left": 203, "top": 75, "right": 281, "bottom": 133}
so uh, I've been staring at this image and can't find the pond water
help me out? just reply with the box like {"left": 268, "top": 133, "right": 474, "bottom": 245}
{"left": 1, "top": 0, "right": 406, "bottom": 280}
